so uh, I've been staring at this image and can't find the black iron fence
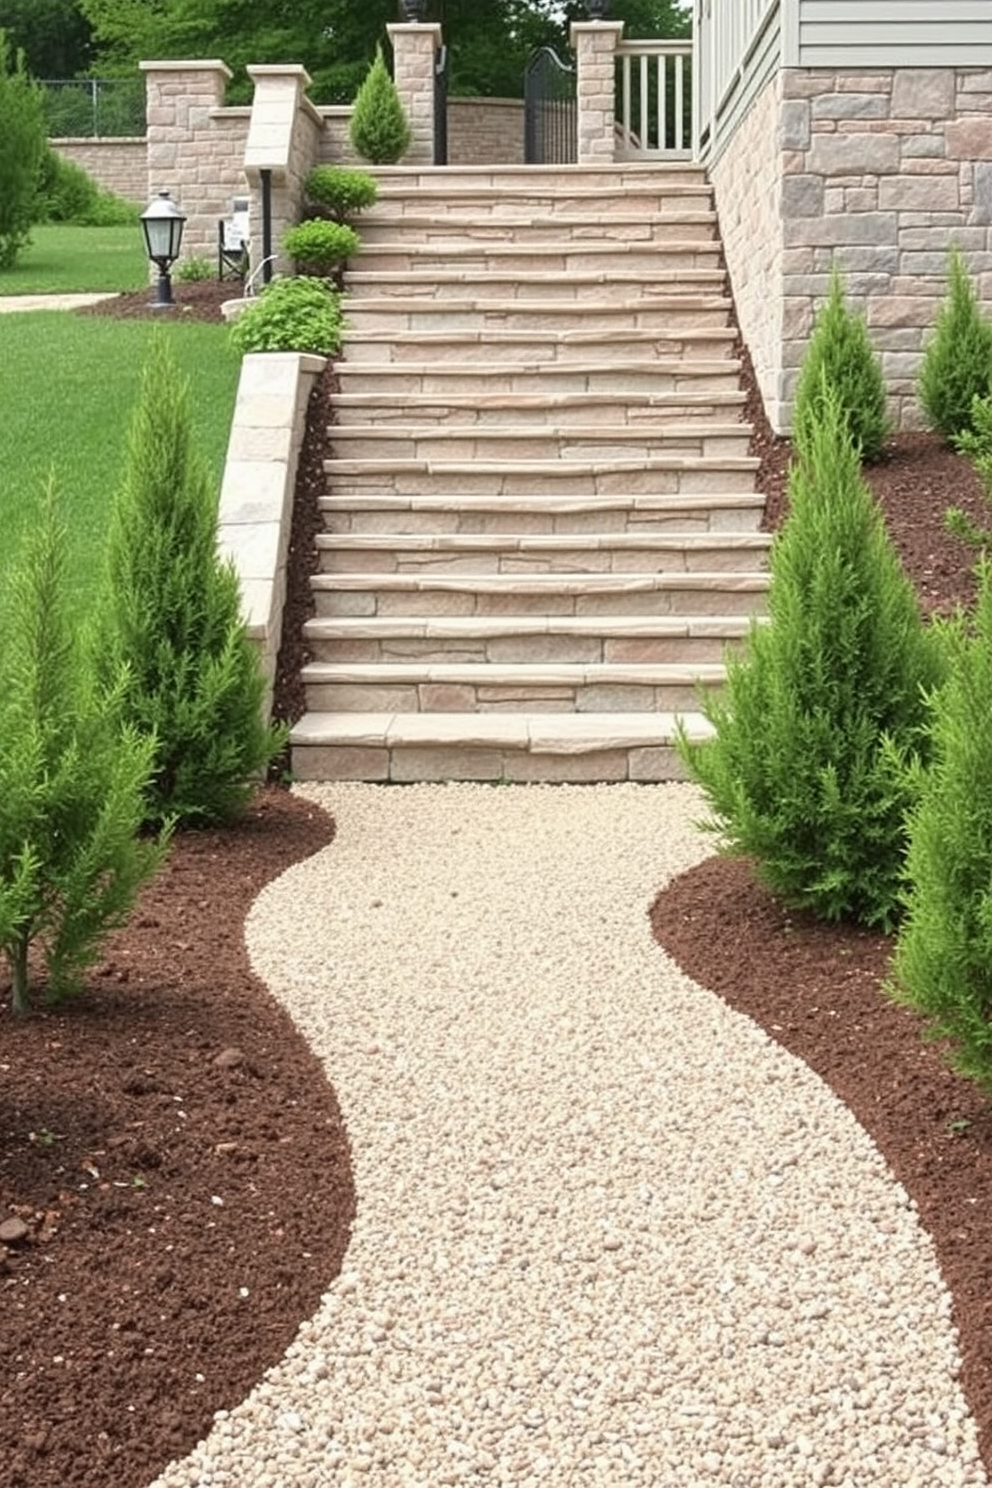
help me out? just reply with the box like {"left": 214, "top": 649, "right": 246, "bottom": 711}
{"left": 40, "top": 78, "right": 145, "bottom": 138}
{"left": 434, "top": 44, "right": 448, "bottom": 165}
{"left": 523, "top": 47, "right": 576, "bottom": 165}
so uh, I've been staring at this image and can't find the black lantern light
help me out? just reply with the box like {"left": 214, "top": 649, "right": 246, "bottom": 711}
{"left": 140, "top": 191, "right": 187, "bottom": 309}
{"left": 586, "top": 0, "right": 612, "bottom": 16}
{"left": 399, "top": 0, "right": 427, "bottom": 18}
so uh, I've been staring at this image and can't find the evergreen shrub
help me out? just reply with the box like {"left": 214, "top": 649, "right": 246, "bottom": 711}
{"left": 349, "top": 45, "right": 411, "bottom": 165}
{"left": 678, "top": 384, "right": 943, "bottom": 929}
{"left": 0, "top": 482, "right": 165, "bottom": 1015}
{"left": 282, "top": 219, "right": 359, "bottom": 276}
{"left": 919, "top": 247, "right": 992, "bottom": 442}
{"left": 230, "top": 276, "right": 344, "bottom": 356}
{"left": 792, "top": 267, "right": 889, "bottom": 462}
{"left": 947, "top": 390, "right": 992, "bottom": 549}
{"left": 889, "top": 558, "right": 992, "bottom": 1092}
{"left": 303, "top": 165, "right": 378, "bottom": 222}
{"left": 98, "top": 333, "right": 285, "bottom": 828}
{"left": 36, "top": 147, "right": 138, "bottom": 226}
{"left": 0, "top": 30, "right": 46, "bottom": 268}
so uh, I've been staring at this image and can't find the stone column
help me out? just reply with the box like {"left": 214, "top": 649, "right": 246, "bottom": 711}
{"left": 387, "top": 22, "right": 442, "bottom": 166}
{"left": 570, "top": 21, "right": 624, "bottom": 164}
{"left": 140, "top": 60, "right": 233, "bottom": 261}
{"left": 245, "top": 65, "right": 323, "bottom": 275}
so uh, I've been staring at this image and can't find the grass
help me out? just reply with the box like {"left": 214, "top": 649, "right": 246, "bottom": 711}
{"left": 0, "top": 314, "right": 240, "bottom": 606}
{"left": 0, "top": 224, "right": 148, "bottom": 295}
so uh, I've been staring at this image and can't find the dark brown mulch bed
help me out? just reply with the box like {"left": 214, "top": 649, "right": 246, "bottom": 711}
{"left": 5, "top": 277, "right": 992, "bottom": 1485}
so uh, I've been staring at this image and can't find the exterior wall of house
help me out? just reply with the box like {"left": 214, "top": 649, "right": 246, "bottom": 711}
{"left": 50, "top": 138, "right": 147, "bottom": 203}
{"left": 795, "top": 0, "right": 992, "bottom": 67}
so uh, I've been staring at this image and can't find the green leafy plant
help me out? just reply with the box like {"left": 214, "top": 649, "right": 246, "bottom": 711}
{"left": 229, "top": 276, "right": 344, "bottom": 356}
{"left": 919, "top": 247, "right": 992, "bottom": 442}
{"left": 888, "top": 557, "right": 992, "bottom": 1093}
{"left": 0, "top": 479, "right": 166, "bottom": 1015}
{"left": 946, "top": 390, "right": 992, "bottom": 549}
{"left": 349, "top": 44, "right": 411, "bottom": 165}
{"left": 97, "top": 332, "right": 285, "bottom": 829}
{"left": 303, "top": 165, "right": 378, "bottom": 223}
{"left": 282, "top": 219, "right": 359, "bottom": 277}
{"left": 679, "top": 382, "right": 943, "bottom": 930}
{"left": 175, "top": 254, "right": 215, "bottom": 283}
{"left": 35, "top": 147, "right": 138, "bottom": 227}
{"left": 0, "top": 30, "right": 46, "bottom": 269}
{"left": 792, "top": 266, "right": 889, "bottom": 462}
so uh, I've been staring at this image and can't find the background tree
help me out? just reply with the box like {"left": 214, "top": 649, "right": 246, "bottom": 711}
{"left": 0, "top": 29, "right": 46, "bottom": 270}
{"left": 0, "top": 0, "right": 92, "bottom": 77}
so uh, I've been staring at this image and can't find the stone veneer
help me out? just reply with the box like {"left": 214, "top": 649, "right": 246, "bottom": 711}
{"left": 387, "top": 22, "right": 442, "bottom": 166}
{"left": 51, "top": 138, "right": 147, "bottom": 203}
{"left": 571, "top": 21, "right": 624, "bottom": 165}
{"left": 715, "top": 66, "right": 992, "bottom": 432}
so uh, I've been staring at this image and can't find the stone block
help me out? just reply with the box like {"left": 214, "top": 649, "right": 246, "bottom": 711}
{"left": 973, "top": 163, "right": 992, "bottom": 226}
{"left": 812, "top": 93, "right": 889, "bottom": 121}
{"left": 779, "top": 100, "right": 810, "bottom": 151}
{"left": 809, "top": 133, "right": 900, "bottom": 176}
{"left": 390, "top": 747, "right": 505, "bottom": 783}
{"left": 946, "top": 117, "right": 992, "bottom": 161}
{"left": 292, "top": 745, "right": 389, "bottom": 782}
{"left": 880, "top": 175, "right": 960, "bottom": 213}
{"left": 781, "top": 174, "right": 825, "bottom": 219}
{"left": 892, "top": 69, "right": 955, "bottom": 120}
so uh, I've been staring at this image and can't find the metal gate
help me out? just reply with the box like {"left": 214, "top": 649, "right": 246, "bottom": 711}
{"left": 434, "top": 43, "right": 448, "bottom": 165}
{"left": 523, "top": 47, "right": 576, "bottom": 164}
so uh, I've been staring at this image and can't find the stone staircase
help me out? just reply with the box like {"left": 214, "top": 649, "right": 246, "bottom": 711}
{"left": 290, "top": 164, "right": 769, "bottom": 783}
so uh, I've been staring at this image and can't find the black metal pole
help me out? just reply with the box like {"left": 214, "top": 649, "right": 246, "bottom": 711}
{"left": 261, "top": 169, "right": 273, "bottom": 284}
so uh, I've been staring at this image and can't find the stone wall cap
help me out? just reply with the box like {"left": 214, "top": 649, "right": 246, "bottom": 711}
{"left": 140, "top": 58, "right": 233, "bottom": 79}
{"left": 247, "top": 63, "right": 312, "bottom": 85}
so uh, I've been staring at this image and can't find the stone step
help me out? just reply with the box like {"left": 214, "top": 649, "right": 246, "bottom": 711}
{"left": 322, "top": 454, "right": 760, "bottom": 499}
{"left": 318, "top": 492, "right": 763, "bottom": 536}
{"left": 368, "top": 163, "right": 709, "bottom": 192}
{"left": 289, "top": 709, "right": 713, "bottom": 783}
{"left": 325, "top": 421, "right": 751, "bottom": 465}
{"left": 341, "top": 327, "right": 738, "bottom": 365}
{"left": 335, "top": 359, "right": 743, "bottom": 398}
{"left": 303, "top": 613, "right": 762, "bottom": 665}
{"left": 311, "top": 570, "right": 769, "bottom": 618}
{"left": 353, "top": 241, "right": 724, "bottom": 275}
{"left": 300, "top": 660, "right": 726, "bottom": 714}
{"left": 341, "top": 294, "right": 733, "bottom": 335}
{"left": 368, "top": 181, "right": 714, "bottom": 215}
{"left": 345, "top": 268, "right": 728, "bottom": 301}
{"left": 331, "top": 389, "right": 747, "bottom": 428}
{"left": 314, "top": 531, "right": 771, "bottom": 576}
{"left": 355, "top": 211, "right": 718, "bottom": 246}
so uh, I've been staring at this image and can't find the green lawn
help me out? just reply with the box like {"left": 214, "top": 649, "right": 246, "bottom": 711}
{"left": 0, "top": 315, "right": 240, "bottom": 606}
{"left": 0, "top": 224, "right": 148, "bottom": 295}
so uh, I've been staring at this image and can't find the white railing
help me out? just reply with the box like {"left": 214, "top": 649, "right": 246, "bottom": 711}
{"left": 695, "top": 0, "right": 780, "bottom": 162}
{"left": 614, "top": 39, "right": 693, "bottom": 157}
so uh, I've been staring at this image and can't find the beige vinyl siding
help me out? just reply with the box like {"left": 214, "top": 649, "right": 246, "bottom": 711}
{"left": 796, "top": 0, "right": 992, "bottom": 66}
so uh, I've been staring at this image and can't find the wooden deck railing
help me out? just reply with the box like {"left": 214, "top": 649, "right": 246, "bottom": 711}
{"left": 614, "top": 38, "right": 693, "bottom": 158}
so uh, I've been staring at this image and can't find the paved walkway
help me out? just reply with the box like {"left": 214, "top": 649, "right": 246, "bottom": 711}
{"left": 0, "top": 292, "right": 116, "bottom": 313}
{"left": 150, "top": 782, "right": 985, "bottom": 1488}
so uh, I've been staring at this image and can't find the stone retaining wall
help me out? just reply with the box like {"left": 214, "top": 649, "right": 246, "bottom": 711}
{"left": 50, "top": 138, "right": 147, "bottom": 203}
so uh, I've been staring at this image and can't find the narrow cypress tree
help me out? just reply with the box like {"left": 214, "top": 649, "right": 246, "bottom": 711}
{"left": 679, "top": 384, "right": 943, "bottom": 929}
{"left": 349, "top": 44, "right": 411, "bottom": 165}
{"left": 0, "top": 481, "right": 164, "bottom": 1014}
{"left": 919, "top": 247, "right": 992, "bottom": 442}
{"left": 792, "top": 266, "right": 889, "bottom": 462}
{"left": 98, "top": 332, "right": 285, "bottom": 829}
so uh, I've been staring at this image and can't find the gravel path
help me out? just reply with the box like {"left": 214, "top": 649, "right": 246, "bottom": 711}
{"left": 151, "top": 782, "right": 986, "bottom": 1488}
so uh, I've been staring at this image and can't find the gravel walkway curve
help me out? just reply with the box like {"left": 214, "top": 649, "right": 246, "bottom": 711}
{"left": 151, "top": 782, "right": 986, "bottom": 1488}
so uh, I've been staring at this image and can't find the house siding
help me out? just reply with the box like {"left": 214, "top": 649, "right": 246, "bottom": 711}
{"left": 797, "top": 0, "right": 992, "bottom": 66}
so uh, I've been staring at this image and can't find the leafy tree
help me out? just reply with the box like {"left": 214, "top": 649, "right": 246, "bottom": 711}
{"left": 919, "top": 247, "right": 992, "bottom": 443}
{"left": 0, "top": 29, "right": 47, "bottom": 270}
{"left": 0, "top": 481, "right": 165, "bottom": 1016}
{"left": 679, "top": 385, "right": 943, "bottom": 930}
{"left": 889, "top": 558, "right": 992, "bottom": 1093}
{"left": 98, "top": 332, "right": 285, "bottom": 829}
{"left": 0, "top": 0, "right": 91, "bottom": 77}
{"left": 792, "top": 266, "right": 889, "bottom": 462}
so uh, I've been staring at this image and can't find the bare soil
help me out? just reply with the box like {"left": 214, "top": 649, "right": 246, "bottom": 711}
{"left": 4, "top": 279, "right": 992, "bottom": 1486}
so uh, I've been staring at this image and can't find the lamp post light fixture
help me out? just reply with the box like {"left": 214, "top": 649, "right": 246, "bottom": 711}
{"left": 140, "top": 190, "right": 187, "bottom": 309}
{"left": 586, "top": 0, "right": 612, "bottom": 16}
{"left": 399, "top": 0, "right": 427, "bottom": 19}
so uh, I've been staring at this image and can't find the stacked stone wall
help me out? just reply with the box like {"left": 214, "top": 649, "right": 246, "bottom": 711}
{"left": 50, "top": 139, "right": 147, "bottom": 203}
{"left": 447, "top": 99, "right": 524, "bottom": 165}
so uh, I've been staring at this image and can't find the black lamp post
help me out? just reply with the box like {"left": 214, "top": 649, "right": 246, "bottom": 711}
{"left": 140, "top": 191, "right": 186, "bottom": 309}
{"left": 399, "top": 0, "right": 427, "bottom": 18}
{"left": 586, "top": 0, "right": 612, "bottom": 15}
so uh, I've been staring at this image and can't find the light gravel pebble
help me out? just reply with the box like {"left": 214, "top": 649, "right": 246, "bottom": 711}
{"left": 150, "top": 782, "right": 988, "bottom": 1488}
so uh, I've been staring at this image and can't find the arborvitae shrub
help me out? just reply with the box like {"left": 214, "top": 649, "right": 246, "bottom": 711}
{"left": 98, "top": 332, "right": 285, "bottom": 828}
{"left": 919, "top": 247, "right": 992, "bottom": 442}
{"left": 349, "top": 45, "right": 411, "bottom": 165}
{"left": 229, "top": 276, "right": 344, "bottom": 356}
{"left": 303, "top": 165, "right": 378, "bottom": 222}
{"left": 0, "top": 31, "right": 46, "bottom": 268}
{"left": 947, "top": 390, "right": 992, "bottom": 549}
{"left": 889, "top": 558, "right": 992, "bottom": 1092}
{"left": 792, "top": 267, "right": 889, "bottom": 462}
{"left": 0, "top": 482, "right": 165, "bottom": 1015}
{"left": 679, "top": 384, "right": 943, "bottom": 929}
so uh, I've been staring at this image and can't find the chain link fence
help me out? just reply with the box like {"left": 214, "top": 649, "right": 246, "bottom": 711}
{"left": 40, "top": 79, "right": 145, "bottom": 138}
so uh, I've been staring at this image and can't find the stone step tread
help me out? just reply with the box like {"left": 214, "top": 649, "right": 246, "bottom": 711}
{"left": 332, "top": 392, "right": 746, "bottom": 411}
{"left": 358, "top": 210, "right": 717, "bottom": 228}
{"left": 312, "top": 571, "right": 769, "bottom": 593}
{"left": 336, "top": 358, "right": 742, "bottom": 378}
{"left": 315, "top": 532, "right": 770, "bottom": 553}
{"left": 327, "top": 421, "right": 750, "bottom": 442}
{"left": 290, "top": 710, "right": 714, "bottom": 750}
{"left": 369, "top": 163, "right": 708, "bottom": 182}
{"left": 302, "top": 660, "right": 726, "bottom": 684}
{"left": 354, "top": 240, "right": 723, "bottom": 258}
{"left": 346, "top": 269, "right": 727, "bottom": 287}
{"left": 304, "top": 614, "right": 760, "bottom": 639}
{"left": 318, "top": 492, "right": 763, "bottom": 514}
{"left": 343, "top": 294, "right": 733, "bottom": 314}
{"left": 324, "top": 455, "right": 760, "bottom": 476}
{"left": 345, "top": 327, "right": 738, "bottom": 345}
{"left": 370, "top": 183, "right": 713, "bottom": 201}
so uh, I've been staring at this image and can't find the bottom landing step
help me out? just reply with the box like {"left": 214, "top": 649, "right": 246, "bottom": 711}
{"left": 289, "top": 711, "right": 714, "bottom": 784}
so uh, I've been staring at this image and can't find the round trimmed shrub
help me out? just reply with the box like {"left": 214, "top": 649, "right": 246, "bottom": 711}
{"left": 304, "top": 165, "right": 378, "bottom": 222}
{"left": 282, "top": 219, "right": 360, "bottom": 276}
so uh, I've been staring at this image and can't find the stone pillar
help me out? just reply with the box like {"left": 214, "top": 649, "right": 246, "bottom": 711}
{"left": 570, "top": 21, "right": 624, "bottom": 165}
{"left": 245, "top": 65, "right": 323, "bottom": 275}
{"left": 140, "top": 60, "right": 233, "bottom": 262}
{"left": 387, "top": 22, "right": 442, "bottom": 166}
